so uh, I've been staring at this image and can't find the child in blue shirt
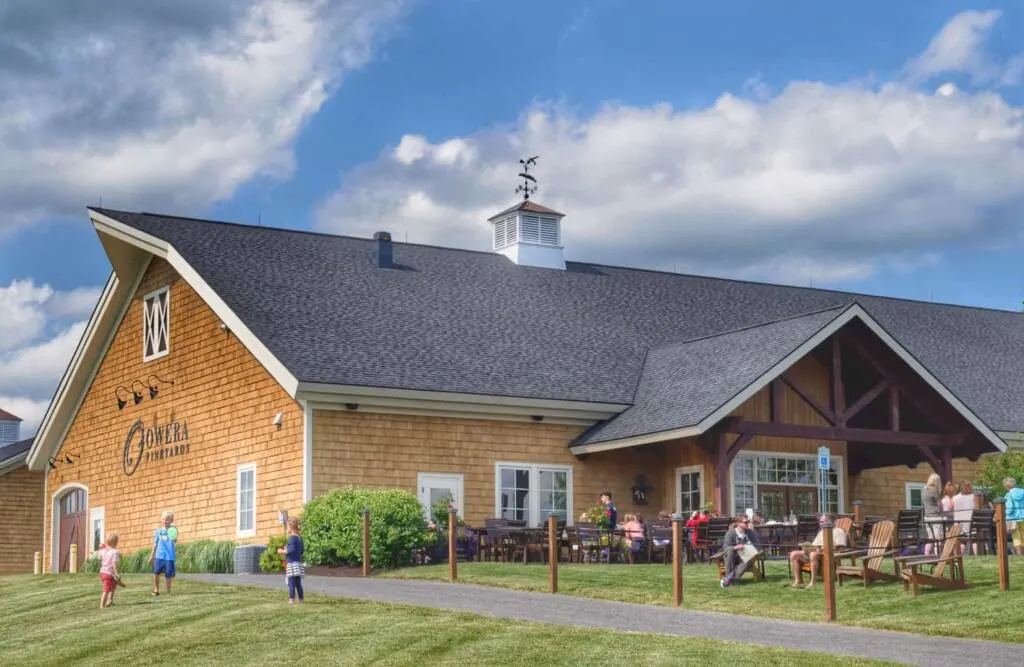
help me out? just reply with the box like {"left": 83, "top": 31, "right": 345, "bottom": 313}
{"left": 148, "top": 510, "right": 177, "bottom": 596}
{"left": 277, "top": 517, "right": 305, "bottom": 604}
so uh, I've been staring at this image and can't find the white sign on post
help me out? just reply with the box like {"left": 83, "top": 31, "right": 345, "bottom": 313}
{"left": 817, "top": 445, "right": 831, "bottom": 470}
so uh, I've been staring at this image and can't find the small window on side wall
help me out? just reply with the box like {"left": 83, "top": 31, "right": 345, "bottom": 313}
{"left": 237, "top": 464, "right": 257, "bottom": 538}
{"left": 905, "top": 483, "right": 925, "bottom": 510}
{"left": 143, "top": 286, "right": 170, "bottom": 362}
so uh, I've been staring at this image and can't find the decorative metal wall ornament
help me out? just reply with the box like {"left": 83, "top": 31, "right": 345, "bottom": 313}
{"left": 515, "top": 155, "right": 539, "bottom": 200}
{"left": 631, "top": 474, "right": 652, "bottom": 506}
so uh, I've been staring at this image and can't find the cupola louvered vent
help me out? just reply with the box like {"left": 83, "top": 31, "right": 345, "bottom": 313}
{"left": 487, "top": 200, "right": 567, "bottom": 270}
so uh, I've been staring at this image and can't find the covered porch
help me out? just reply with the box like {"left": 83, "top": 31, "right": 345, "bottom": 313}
{"left": 570, "top": 304, "right": 1006, "bottom": 523}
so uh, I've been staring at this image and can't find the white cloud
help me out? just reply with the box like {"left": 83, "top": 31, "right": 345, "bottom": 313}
{"left": 903, "top": 10, "right": 1022, "bottom": 86}
{"left": 0, "top": 279, "right": 100, "bottom": 438}
{"left": 0, "top": 0, "right": 407, "bottom": 235}
{"left": 317, "top": 76, "right": 1024, "bottom": 283}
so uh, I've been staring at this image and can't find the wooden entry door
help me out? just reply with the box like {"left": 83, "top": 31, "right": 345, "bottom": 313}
{"left": 58, "top": 488, "right": 87, "bottom": 573}
{"left": 758, "top": 486, "right": 817, "bottom": 522}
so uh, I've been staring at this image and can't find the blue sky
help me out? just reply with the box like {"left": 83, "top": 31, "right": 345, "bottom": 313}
{"left": 1, "top": 1, "right": 1023, "bottom": 432}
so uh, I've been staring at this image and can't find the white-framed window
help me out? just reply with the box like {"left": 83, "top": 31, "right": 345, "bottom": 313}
{"left": 731, "top": 451, "right": 845, "bottom": 519}
{"left": 905, "top": 483, "right": 925, "bottom": 510}
{"left": 675, "top": 466, "right": 703, "bottom": 515}
{"left": 495, "top": 462, "right": 573, "bottom": 527}
{"left": 142, "top": 286, "right": 170, "bottom": 362}
{"left": 89, "top": 507, "right": 105, "bottom": 555}
{"left": 236, "top": 463, "right": 256, "bottom": 538}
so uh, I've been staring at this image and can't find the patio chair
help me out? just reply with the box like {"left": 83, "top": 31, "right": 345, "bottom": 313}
{"left": 895, "top": 523, "right": 967, "bottom": 596}
{"left": 836, "top": 519, "right": 900, "bottom": 587}
{"left": 962, "top": 509, "right": 994, "bottom": 555}
{"left": 703, "top": 517, "right": 732, "bottom": 560}
{"left": 896, "top": 508, "right": 923, "bottom": 554}
{"left": 646, "top": 520, "right": 672, "bottom": 564}
{"left": 711, "top": 546, "right": 765, "bottom": 582}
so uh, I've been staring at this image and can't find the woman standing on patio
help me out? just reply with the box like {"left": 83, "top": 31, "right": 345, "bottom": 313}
{"left": 922, "top": 473, "right": 943, "bottom": 555}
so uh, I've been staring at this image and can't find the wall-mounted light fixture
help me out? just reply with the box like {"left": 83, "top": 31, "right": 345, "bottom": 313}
{"left": 531, "top": 415, "right": 544, "bottom": 422}
{"left": 345, "top": 403, "right": 359, "bottom": 411}
{"left": 130, "top": 380, "right": 146, "bottom": 405}
{"left": 147, "top": 375, "right": 175, "bottom": 400}
{"left": 47, "top": 457, "right": 58, "bottom": 471}
{"left": 115, "top": 386, "right": 131, "bottom": 410}
{"left": 218, "top": 321, "right": 231, "bottom": 334}
{"left": 63, "top": 452, "right": 80, "bottom": 466}
{"left": 272, "top": 412, "right": 283, "bottom": 429}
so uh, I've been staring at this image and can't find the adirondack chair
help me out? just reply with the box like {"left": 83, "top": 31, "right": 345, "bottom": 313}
{"left": 835, "top": 516, "right": 853, "bottom": 546}
{"left": 712, "top": 547, "right": 766, "bottom": 582}
{"left": 836, "top": 519, "right": 900, "bottom": 587}
{"left": 895, "top": 523, "right": 968, "bottom": 597}
{"left": 787, "top": 520, "right": 855, "bottom": 583}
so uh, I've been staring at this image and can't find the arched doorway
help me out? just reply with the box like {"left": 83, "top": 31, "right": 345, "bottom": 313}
{"left": 56, "top": 487, "right": 87, "bottom": 573}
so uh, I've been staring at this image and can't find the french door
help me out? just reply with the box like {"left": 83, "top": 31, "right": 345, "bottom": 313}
{"left": 417, "top": 473, "right": 464, "bottom": 524}
{"left": 757, "top": 485, "right": 816, "bottom": 522}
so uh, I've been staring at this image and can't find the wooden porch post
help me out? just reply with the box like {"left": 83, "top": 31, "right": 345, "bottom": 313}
{"left": 940, "top": 447, "right": 953, "bottom": 486}
{"left": 715, "top": 431, "right": 729, "bottom": 516}
{"left": 994, "top": 498, "right": 1009, "bottom": 592}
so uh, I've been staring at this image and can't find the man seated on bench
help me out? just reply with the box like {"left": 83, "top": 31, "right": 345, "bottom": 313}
{"left": 788, "top": 513, "right": 848, "bottom": 589}
{"left": 720, "top": 516, "right": 761, "bottom": 587}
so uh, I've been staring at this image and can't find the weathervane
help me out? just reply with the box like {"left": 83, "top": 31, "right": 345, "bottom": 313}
{"left": 515, "top": 155, "right": 539, "bottom": 200}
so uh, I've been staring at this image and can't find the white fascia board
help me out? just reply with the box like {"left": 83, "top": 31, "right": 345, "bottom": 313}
{"left": 306, "top": 402, "right": 600, "bottom": 426}
{"left": 568, "top": 425, "right": 702, "bottom": 455}
{"left": 0, "top": 456, "right": 28, "bottom": 476}
{"left": 296, "top": 382, "right": 627, "bottom": 414}
{"left": 27, "top": 269, "right": 134, "bottom": 470}
{"left": 92, "top": 210, "right": 300, "bottom": 397}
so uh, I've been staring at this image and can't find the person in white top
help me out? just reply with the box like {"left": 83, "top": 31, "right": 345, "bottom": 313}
{"left": 952, "top": 481, "right": 977, "bottom": 555}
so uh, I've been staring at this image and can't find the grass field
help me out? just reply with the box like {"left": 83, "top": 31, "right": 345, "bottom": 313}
{"left": 383, "top": 556, "right": 1024, "bottom": 642}
{"left": 0, "top": 574, "right": 896, "bottom": 667}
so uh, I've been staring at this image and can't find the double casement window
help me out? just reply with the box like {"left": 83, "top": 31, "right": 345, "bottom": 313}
{"left": 495, "top": 462, "right": 573, "bottom": 526}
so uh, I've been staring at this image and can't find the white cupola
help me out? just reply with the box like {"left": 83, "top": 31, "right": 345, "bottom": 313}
{"left": 488, "top": 200, "right": 566, "bottom": 270}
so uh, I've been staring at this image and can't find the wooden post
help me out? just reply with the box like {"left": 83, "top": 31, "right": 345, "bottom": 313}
{"left": 852, "top": 500, "right": 862, "bottom": 526}
{"left": 448, "top": 508, "right": 458, "bottom": 582}
{"left": 361, "top": 509, "right": 371, "bottom": 577}
{"left": 671, "top": 514, "right": 684, "bottom": 607}
{"left": 821, "top": 522, "right": 836, "bottom": 622}
{"left": 548, "top": 514, "right": 558, "bottom": 593}
{"left": 69, "top": 544, "right": 78, "bottom": 574}
{"left": 993, "top": 498, "right": 1009, "bottom": 592}
{"left": 33, "top": 551, "right": 41, "bottom": 575}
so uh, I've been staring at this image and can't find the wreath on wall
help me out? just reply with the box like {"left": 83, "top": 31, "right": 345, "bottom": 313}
{"left": 631, "top": 474, "right": 652, "bottom": 506}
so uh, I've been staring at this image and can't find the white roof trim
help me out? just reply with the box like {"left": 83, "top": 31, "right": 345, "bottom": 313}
{"left": 28, "top": 210, "right": 301, "bottom": 470}
{"left": 0, "top": 454, "right": 28, "bottom": 476}
{"left": 297, "top": 381, "right": 626, "bottom": 418}
{"left": 27, "top": 270, "right": 131, "bottom": 470}
{"left": 92, "top": 210, "right": 300, "bottom": 396}
{"left": 570, "top": 304, "right": 1007, "bottom": 456}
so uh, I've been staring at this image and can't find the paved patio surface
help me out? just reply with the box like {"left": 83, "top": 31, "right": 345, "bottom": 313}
{"left": 186, "top": 574, "right": 1016, "bottom": 666}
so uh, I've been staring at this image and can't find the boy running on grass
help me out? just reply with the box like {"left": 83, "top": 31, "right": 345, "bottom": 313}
{"left": 147, "top": 510, "right": 177, "bottom": 596}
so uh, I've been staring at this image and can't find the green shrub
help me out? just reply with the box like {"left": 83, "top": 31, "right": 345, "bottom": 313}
{"left": 260, "top": 534, "right": 288, "bottom": 573}
{"left": 303, "top": 487, "right": 427, "bottom": 569}
{"left": 83, "top": 554, "right": 99, "bottom": 573}
{"left": 976, "top": 451, "right": 1024, "bottom": 501}
{"left": 430, "top": 494, "right": 463, "bottom": 529}
{"left": 122, "top": 547, "right": 152, "bottom": 574}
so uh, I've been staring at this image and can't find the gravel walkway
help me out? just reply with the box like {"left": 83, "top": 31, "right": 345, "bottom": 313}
{"left": 186, "top": 574, "right": 1014, "bottom": 666}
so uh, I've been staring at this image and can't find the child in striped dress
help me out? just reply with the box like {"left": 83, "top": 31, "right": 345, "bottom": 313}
{"left": 277, "top": 517, "right": 305, "bottom": 604}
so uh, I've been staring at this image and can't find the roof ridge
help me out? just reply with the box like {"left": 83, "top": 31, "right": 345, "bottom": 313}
{"left": 92, "top": 207, "right": 1024, "bottom": 315}
{"left": 657, "top": 304, "right": 850, "bottom": 349}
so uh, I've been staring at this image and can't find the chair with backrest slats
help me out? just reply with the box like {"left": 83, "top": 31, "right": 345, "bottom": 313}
{"left": 646, "top": 520, "right": 673, "bottom": 564}
{"left": 896, "top": 508, "right": 923, "bottom": 553}
{"left": 836, "top": 519, "right": 900, "bottom": 587}
{"left": 895, "top": 523, "right": 968, "bottom": 596}
{"left": 962, "top": 508, "right": 994, "bottom": 555}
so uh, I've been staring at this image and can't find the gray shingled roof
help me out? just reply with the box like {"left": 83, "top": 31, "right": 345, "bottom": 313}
{"left": 95, "top": 208, "right": 1024, "bottom": 435}
{"left": 574, "top": 307, "right": 848, "bottom": 445}
{"left": 0, "top": 437, "right": 33, "bottom": 468}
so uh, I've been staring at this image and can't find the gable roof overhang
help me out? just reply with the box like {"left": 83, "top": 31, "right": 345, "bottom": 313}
{"left": 0, "top": 438, "right": 34, "bottom": 476}
{"left": 569, "top": 303, "right": 1009, "bottom": 457}
{"left": 27, "top": 209, "right": 303, "bottom": 471}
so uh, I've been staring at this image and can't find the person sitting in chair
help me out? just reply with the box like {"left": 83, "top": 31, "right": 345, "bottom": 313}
{"left": 788, "top": 513, "right": 848, "bottom": 589}
{"left": 720, "top": 516, "right": 761, "bottom": 587}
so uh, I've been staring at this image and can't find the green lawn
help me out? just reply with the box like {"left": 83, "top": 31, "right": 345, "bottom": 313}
{"left": 383, "top": 556, "right": 1024, "bottom": 642}
{"left": 0, "top": 575, "right": 894, "bottom": 667}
